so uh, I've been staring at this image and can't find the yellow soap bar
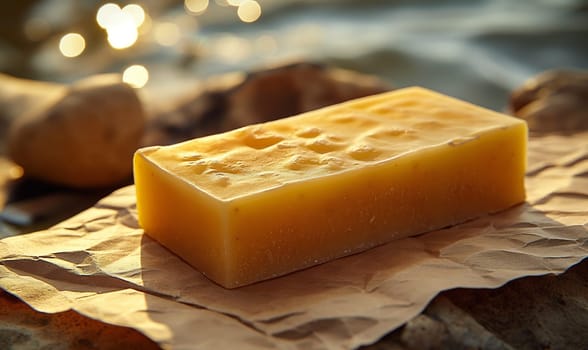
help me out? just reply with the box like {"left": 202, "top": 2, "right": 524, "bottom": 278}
{"left": 134, "top": 87, "right": 527, "bottom": 288}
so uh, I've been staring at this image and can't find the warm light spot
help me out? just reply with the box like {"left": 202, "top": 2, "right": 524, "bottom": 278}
{"left": 96, "top": 3, "right": 121, "bottom": 29}
{"left": 8, "top": 164, "right": 24, "bottom": 180}
{"left": 106, "top": 14, "right": 139, "bottom": 49}
{"left": 122, "top": 4, "right": 145, "bottom": 27}
{"left": 185, "top": 0, "right": 209, "bottom": 14}
{"left": 237, "top": 1, "right": 261, "bottom": 23}
{"left": 107, "top": 26, "right": 138, "bottom": 49}
{"left": 59, "top": 33, "right": 85, "bottom": 57}
{"left": 97, "top": 3, "right": 142, "bottom": 49}
{"left": 0, "top": 158, "right": 23, "bottom": 196}
{"left": 154, "top": 22, "right": 181, "bottom": 47}
{"left": 123, "top": 65, "right": 149, "bottom": 88}
{"left": 227, "top": 0, "right": 244, "bottom": 5}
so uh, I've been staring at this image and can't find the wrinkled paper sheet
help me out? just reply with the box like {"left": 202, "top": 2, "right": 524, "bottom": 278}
{"left": 1, "top": 132, "right": 587, "bottom": 350}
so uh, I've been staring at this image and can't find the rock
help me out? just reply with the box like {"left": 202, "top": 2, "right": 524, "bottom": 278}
{"left": 364, "top": 296, "right": 513, "bottom": 350}
{"left": 6, "top": 74, "right": 145, "bottom": 188}
{"left": 509, "top": 69, "right": 588, "bottom": 133}
{"left": 0, "top": 290, "right": 159, "bottom": 350}
{"left": 444, "top": 261, "right": 588, "bottom": 350}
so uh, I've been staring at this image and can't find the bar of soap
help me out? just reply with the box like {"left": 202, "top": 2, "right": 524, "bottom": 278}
{"left": 134, "top": 87, "right": 527, "bottom": 288}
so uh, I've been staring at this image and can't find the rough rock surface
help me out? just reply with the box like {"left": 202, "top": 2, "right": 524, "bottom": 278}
{"left": 509, "top": 69, "right": 588, "bottom": 133}
{"left": 364, "top": 259, "right": 588, "bottom": 350}
{"left": 0, "top": 290, "right": 159, "bottom": 350}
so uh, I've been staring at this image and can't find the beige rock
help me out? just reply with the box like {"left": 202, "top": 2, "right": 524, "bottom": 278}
{"left": 4, "top": 74, "right": 145, "bottom": 188}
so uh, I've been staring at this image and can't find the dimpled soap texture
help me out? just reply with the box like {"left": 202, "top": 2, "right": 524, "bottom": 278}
{"left": 134, "top": 87, "right": 527, "bottom": 288}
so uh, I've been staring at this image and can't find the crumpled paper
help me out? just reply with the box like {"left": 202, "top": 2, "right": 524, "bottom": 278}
{"left": 1, "top": 132, "right": 587, "bottom": 350}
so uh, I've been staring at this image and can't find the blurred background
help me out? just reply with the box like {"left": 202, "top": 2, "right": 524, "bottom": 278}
{"left": 1, "top": 3, "right": 588, "bottom": 348}
{"left": 2, "top": 0, "right": 587, "bottom": 110}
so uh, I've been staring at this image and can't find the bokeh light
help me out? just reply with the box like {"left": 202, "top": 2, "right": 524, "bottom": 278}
{"left": 154, "top": 22, "right": 181, "bottom": 47}
{"left": 96, "top": 3, "right": 143, "bottom": 49}
{"left": 185, "top": 0, "right": 209, "bottom": 15}
{"left": 59, "top": 33, "right": 86, "bottom": 57}
{"left": 8, "top": 164, "right": 24, "bottom": 180}
{"left": 107, "top": 20, "right": 138, "bottom": 49}
{"left": 237, "top": 1, "right": 261, "bottom": 23}
{"left": 123, "top": 64, "right": 149, "bottom": 88}
{"left": 96, "top": 3, "right": 121, "bottom": 29}
{"left": 122, "top": 4, "right": 146, "bottom": 27}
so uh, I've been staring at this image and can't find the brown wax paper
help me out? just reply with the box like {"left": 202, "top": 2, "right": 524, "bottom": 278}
{"left": 1, "top": 132, "right": 587, "bottom": 349}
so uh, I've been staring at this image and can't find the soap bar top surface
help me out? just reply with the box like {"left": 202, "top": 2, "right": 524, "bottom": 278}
{"left": 140, "top": 87, "right": 524, "bottom": 201}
